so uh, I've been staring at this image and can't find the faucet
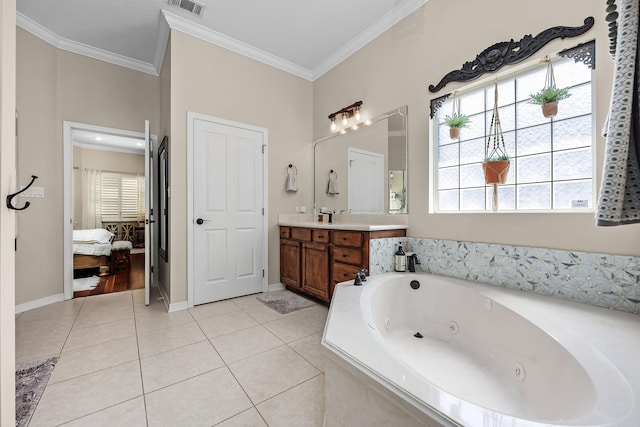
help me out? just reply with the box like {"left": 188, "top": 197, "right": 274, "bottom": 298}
{"left": 407, "top": 254, "right": 421, "bottom": 272}
{"left": 320, "top": 208, "right": 334, "bottom": 224}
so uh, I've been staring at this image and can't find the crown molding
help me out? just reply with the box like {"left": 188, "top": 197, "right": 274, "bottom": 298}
{"left": 153, "top": 13, "right": 171, "bottom": 74}
{"left": 312, "top": 0, "right": 429, "bottom": 80}
{"left": 16, "top": 12, "right": 158, "bottom": 76}
{"left": 161, "top": 10, "right": 313, "bottom": 81}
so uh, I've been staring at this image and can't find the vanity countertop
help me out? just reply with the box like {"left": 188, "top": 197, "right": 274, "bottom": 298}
{"left": 278, "top": 220, "right": 408, "bottom": 232}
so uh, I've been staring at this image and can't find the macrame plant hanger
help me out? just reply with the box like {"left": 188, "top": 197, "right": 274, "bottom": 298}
{"left": 543, "top": 56, "right": 556, "bottom": 90}
{"left": 484, "top": 81, "right": 510, "bottom": 212}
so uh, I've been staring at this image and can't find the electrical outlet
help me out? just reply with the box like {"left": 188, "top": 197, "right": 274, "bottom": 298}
{"left": 20, "top": 186, "right": 44, "bottom": 198}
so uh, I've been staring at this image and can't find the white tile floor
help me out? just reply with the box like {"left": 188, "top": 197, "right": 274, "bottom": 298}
{"left": 16, "top": 288, "right": 328, "bottom": 426}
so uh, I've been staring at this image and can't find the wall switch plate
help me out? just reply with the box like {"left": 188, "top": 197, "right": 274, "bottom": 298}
{"left": 20, "top": 186, "right": 44, "bottom": 198}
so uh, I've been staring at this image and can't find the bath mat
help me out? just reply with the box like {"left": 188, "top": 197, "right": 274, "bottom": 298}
{"left": 16, "top": 357, "right": 58, "bottom": 427}
{"left": 256, "top": 291, "right": 316, "bottom": 314}
{"left": 73, "top": 275, "right": 99, "bottom": 292}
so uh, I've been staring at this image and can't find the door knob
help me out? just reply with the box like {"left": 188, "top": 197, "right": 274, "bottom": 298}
{"left": 196, "top": 218, "right": 204, "bottom": 225}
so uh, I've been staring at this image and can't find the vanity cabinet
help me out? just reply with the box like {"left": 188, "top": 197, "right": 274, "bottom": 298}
{"left": 279, "top": 226, "right": 406, "bottom": 303}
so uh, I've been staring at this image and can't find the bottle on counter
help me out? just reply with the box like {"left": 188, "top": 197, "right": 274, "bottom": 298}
{"left": 394, "top": 244, "right": 406, "bottom": 272}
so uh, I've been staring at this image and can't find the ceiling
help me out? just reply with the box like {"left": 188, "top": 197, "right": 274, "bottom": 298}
{"left": 16, "top": 0, "right": 428, "bottom": 80}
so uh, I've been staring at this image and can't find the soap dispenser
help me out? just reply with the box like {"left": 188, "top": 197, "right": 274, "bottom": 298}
{"left": 394, "top": 244, "right": 406, "bottom": 272}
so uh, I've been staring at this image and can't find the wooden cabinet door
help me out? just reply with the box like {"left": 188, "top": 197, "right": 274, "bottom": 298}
{"left": 280, "top": 239, "right": 301, "bottom": 288}
{"left": 301, "top": 242, "right": 330, "bottom": 301}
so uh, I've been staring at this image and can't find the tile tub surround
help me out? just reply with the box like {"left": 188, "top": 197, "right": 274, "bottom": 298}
{"left": 370, "top": 237, "right": 640, "bottom": 314}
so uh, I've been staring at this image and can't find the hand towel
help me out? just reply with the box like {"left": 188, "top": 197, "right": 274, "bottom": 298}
{"left": 326, "top": 171, "right": 339, "bottom": 195}
{"left": 286, "top": 175, "right": 298, "bottom": 192}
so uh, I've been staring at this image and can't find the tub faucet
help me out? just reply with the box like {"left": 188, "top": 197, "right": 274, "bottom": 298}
{"left": 407, "top": 254, "right": 421, "bottom": 272}
{"left": 353, "top": 272, "right": 363, "bottom": 286}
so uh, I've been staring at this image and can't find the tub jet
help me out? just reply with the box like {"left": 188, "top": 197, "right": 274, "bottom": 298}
{"left": 414, "top": 332, "right": 424, "bottom": 338}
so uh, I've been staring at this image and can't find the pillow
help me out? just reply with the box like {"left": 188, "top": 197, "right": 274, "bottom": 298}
{"left": 73, "top": 228, "right": 114, "bottom": 244}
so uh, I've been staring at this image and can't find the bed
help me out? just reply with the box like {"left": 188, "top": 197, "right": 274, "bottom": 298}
{"left": 73, "top": 229, "right": 114, "bottom": 276}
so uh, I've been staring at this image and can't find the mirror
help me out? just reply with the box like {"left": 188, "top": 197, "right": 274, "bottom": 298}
{"left": 158, "top": 136, "right": 169, "bottom": 261}
{"left": 314, "top": 106, "right": 407, "bottom": 214}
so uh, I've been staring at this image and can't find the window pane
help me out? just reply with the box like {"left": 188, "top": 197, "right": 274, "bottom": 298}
{"left": 438, "top": 143, "right": 459, "bottom": 168}
{"left": 439, "top": 190, "right": 459, "bottom": 210}
{"left": 461, "top": 89, "right": 486, "bottom": 115}
{"left": 461, "top": 188, "right": 486, "bottom": 210}
{"left": 460, "top": 163, "right": 485, "bottom": 188}
{"left": 553, "top": 180, "right": 592, "bottom": 209}
{"left": 554, "top": 83, "right": 591, "bottom": 120}
{"left": 553, "top": 148, "right": 592, "bottom": 180}
{"left": 486, "top": 185, "right": 516, "bottom": 210}
{"left": 486, "top": 105, "right": 515, "bottom": 132}
{"left": 518, "top": 183, "right": 551, "bottom": 209}
{"left": 516, "top": 100, "right": 549, "bottom": 129}
{"left": 485, "top": 80, "right": 515, "bottom": 107}
{"left": 438, "top": 167, "right": 459, "bottom": 190}
{"left": 517, "top": 153, "right": 551, "bottom": 183}
{"left": 517, "top": 124, "right": 551, "bottom": 156}
{"left": 516, "top": 67, "right": 547, "bottom": 102}
{"left": 555, "top": 60, "right": 591, "bottom": 87}
{"left": 553, "top": 115, "right": 592, "bottom": 150}
{"left": 461, "top": 112, "right": 486, "bottom": 141}
{"left": 460, "top": 138, "right": 485, "bottom": 165}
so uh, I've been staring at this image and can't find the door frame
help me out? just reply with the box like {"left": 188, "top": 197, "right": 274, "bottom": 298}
{"left": 187, "top": 112, "right": 269, "bottom": 308}
{"left": 63, "top": 121, "right": 158, "bottom": 300}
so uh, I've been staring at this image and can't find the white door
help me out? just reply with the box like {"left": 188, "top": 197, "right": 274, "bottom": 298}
{"left": 348, "top": 147, "right": 385, "bottom": 213}
{"left": 144, "top": 120, "right": 152, "bottom": 305}
{"left": 192, "top": 117, "right": 265, "bottom": 304}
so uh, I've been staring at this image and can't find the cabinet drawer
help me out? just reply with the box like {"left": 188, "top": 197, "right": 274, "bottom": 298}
{"left": 332, "top": 230, "right": 364, "bottom": 247}
{"left": 332, "top": 247, "right": 362, "bottom": 265}
{"left": 312, "top": 229, "right": 330, "bottom": 243}
{"left": 290, "top": 227, "right": 312, "bottom": 241}
{"left": 332, "top": 262, "right": 362, "bottom": 284}
{"left": 280, "top": 227, "right": 291, "bottom": 239}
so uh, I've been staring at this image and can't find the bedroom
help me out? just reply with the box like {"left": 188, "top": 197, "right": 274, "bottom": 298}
{"left": 71, "top": 133, "right": 147, "bottom": 297}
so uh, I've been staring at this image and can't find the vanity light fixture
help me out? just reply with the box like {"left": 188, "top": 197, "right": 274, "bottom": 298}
{"left": 328, "top": 100, "right": 363, "bottom": 132}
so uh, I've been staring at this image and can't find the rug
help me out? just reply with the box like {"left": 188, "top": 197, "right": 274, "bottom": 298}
{"left": 73, "top": 275, "right": 99, "bottom": 292}
{"left": 256, "top": 291, "right": 316, "bottom": 314}
{"left": 16, "top": 357, "right": 58, "bottom": 427}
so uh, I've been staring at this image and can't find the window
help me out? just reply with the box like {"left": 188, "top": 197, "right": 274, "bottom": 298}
{"left": 434, "top": 58, "right": 594, "bottom": 212}
{"left": 101, "top": 172, "right": 145, "bottom": 222}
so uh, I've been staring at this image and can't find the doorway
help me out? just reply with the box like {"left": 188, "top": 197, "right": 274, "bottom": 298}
{"left": 187, "top": 113, "right": 268, "bottom": 306}
{"left": 63, "top": 121, "right": 156, "bottom": 302}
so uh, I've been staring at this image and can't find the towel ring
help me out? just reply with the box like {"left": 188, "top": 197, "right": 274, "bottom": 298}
{"left": 287, "top": 164, "right": 298, "bottom": 176}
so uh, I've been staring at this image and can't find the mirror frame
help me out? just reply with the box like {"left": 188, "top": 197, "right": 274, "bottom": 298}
{"left": 313, "top": 105, "right": 408, "bottom": 215}
{"left": 158, "top": 135, "right": 169, "bottom": 261}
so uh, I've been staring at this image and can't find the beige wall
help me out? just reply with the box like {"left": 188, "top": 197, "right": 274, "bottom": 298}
{"left": 168, "top": 30, "right": 313, "bottom": 302}
{"left": 15, "top": 28, "right": 159, "bottom": 305}
{"left": 313, "top": 0, "right": 640, "bottom": 256}
{"left": 72, "top": 147, "right": 144, "bottom": 228}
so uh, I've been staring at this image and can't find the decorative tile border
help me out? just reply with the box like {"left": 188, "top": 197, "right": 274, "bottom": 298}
{"left": 370, "top": 237, "right": 640, "bottom": 315}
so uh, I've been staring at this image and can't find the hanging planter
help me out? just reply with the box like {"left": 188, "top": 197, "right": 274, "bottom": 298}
{"left": 444, "top": 93, "right": 470, "bottom": 140}
{"left": 528, "top": 57, "right": 571, "bottom": 118}
{"left": 483, "top": 82, "right": 510, "bottom": 212}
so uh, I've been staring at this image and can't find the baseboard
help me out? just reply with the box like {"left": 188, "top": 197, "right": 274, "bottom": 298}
{"left": 155, "top": 283, "right": 188, "bottom": 313}
{"left": 168, "top": 300, "right": 189, "bottom": 312}
{"left": 16, "top": 293, "right": 65, "bottom": 314}
{"left": 268, "top": 282, "right": 285, "bottom": 292}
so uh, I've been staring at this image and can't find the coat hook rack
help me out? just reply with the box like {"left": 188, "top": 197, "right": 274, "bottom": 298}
{"left": 6, "top": 175, "right": 38, "bottom": 211}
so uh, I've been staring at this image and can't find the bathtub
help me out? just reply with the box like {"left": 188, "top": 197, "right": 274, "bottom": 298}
{"left": 322, "top": 273, "right": 640, "bottom": 427}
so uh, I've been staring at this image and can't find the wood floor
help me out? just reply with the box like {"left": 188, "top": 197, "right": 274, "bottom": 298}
{"left": 74, "top": 253, "right": 145, "bottom": 298}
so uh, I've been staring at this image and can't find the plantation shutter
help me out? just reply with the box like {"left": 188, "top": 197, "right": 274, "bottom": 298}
{"left": 100, "top": 172, "right": 145, "bottom": 222}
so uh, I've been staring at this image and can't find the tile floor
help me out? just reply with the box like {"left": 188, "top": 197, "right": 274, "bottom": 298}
{"left": 15, "top": 288, "right": 328, "bottom": 426}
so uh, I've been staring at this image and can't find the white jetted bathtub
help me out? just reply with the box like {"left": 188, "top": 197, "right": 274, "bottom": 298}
{"left": 322, "top": 273, "right": 640, "bottom": 427}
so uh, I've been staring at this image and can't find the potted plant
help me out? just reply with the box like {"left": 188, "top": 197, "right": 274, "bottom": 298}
{"left": 444, "top": 113, "right": 470, "bottom": 139}
{"left": 482, "top": 154, "right": 510, "bottom": 185}
{"left": 528, "top": 86, "right": 571, "bottom": 118}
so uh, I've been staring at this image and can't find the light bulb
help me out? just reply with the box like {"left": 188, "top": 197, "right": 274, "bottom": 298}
{"left": 342, "top": 112, "right": 348, "bottom": 126}
{"left": 355, "top": 106, "right": 361, "bottom": 121}
{"left": 330, "top": 117, "right": 336, "bottom": 131}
